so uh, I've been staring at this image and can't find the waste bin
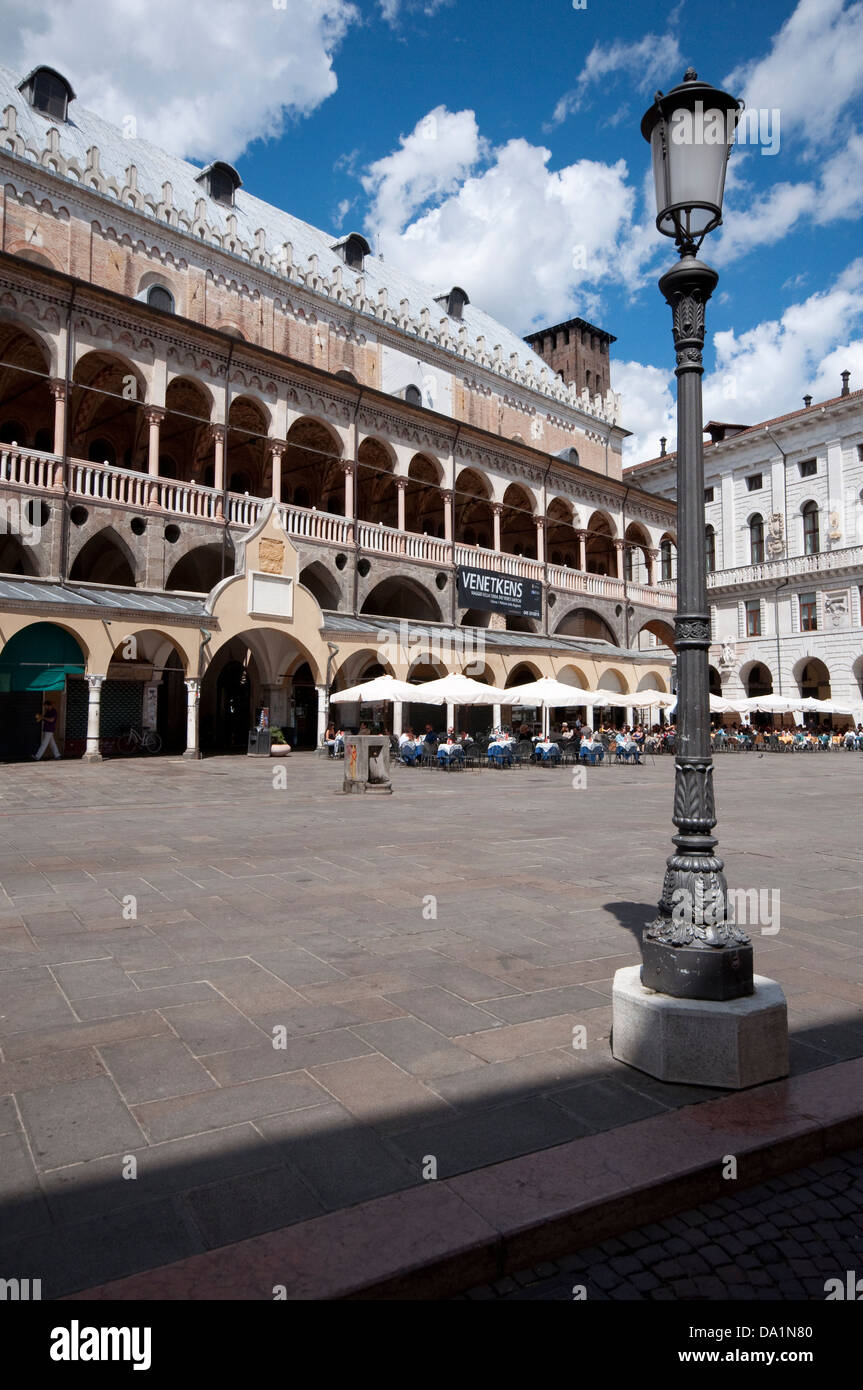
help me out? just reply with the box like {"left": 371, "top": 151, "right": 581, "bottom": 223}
{"left": 247, "top": 728, "right": 272, "bottom": 756}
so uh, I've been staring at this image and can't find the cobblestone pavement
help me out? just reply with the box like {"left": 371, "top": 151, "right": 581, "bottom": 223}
{"left": 0, "top": 750, "right": 861, "bottom": 1295}
{"left": 460, "top": 1147, "right": 863, "bottom": 1300}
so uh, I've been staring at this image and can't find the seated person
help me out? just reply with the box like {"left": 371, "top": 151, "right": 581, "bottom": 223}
{"left": 422, "top": 724, "right": 438, "bottom": 748}
{"left": 459, "top": 729, "right": 474, "bottom": 745}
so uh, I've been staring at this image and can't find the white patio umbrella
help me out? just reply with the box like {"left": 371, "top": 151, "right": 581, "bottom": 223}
{"left": 501, "top": 677, "right": 597, "bottom": 707}
{"left": 631, "top": 688, "right": 677, "bottom": 708}
{"left": 800, "top": 697, "right": 855, "bottom": 715}
{"left": 330, "top": 674, "right": 419, "bottom": 704}
{"left": 411, "top": 673, "right": 507, "bottom": 705}
{"left": 668, "top": 693, "right": 744, "bottom": 716}
{"left": 738, "top": 693, "right": 800, "bottom": 714}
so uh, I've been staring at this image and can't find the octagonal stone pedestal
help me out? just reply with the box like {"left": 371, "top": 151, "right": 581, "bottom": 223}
{"left": 612, "top": 965, "right": 788, "bottom": 1090}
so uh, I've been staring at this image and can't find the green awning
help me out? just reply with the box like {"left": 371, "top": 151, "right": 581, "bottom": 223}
{"left": 0, "top": 623, "right": 86, "bottom": 693}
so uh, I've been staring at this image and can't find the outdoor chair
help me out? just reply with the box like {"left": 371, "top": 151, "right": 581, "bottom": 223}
{"left": 514, "top": 740, "right": 534, "bottom": 765}
{"left": 487, "top": 746, "right": 513, "bottom": 768}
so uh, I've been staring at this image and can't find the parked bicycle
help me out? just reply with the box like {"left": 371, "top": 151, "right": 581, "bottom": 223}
{"left": 117, "top": 726, "right": 162, "bottom": 755}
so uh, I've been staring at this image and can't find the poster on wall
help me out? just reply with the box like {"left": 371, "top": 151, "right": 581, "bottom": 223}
{"left": 457, "top": 565, "right": 542, "bottom": 620}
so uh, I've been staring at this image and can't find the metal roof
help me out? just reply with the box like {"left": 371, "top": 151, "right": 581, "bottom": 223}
{"left": 0, "top": 63, "right": 554, "bottom": 384}
{"left": 320, "top": 613, "right": 668, "bottom": 664}
{"left": 0, "top": 577, "right": 208, "bottom": 617}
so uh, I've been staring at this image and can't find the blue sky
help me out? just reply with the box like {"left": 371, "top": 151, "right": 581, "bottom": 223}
{"left": 5, "top": 0, "right": 863, "bottom": 459}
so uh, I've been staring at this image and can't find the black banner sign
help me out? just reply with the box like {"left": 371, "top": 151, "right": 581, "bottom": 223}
{"left": 457, "top": 565, "right": 542, "bottom": 619}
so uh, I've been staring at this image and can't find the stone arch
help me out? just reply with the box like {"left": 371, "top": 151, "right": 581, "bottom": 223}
{"left": 107, "top": 627, "right": 191, "bottom": 752}
{"left": 0, "top": 533, "right": 41, "bottom": 577}
{"left": 454, "top": 467, "right": 493, "bottom": 548}
{"left": 637, "top": 671, "right": 668, "bottom": 692}
{"left": 162, "top": 376, "right": 213, "bottom": 484}
{"left": 637, "top": 618, "right": 676, "bottom": 652}
{"left": 547, "top": 496, "right": 579, "bottom": 568}
{"left": 357, "top": 436, "right": 397, "bottom": 526}
{"left": 794, "top": 655, "right": 831, "bottom": 700}
{"left": 504, "top": 661, "right": 542, "bottom": 687}
{"left": 299, "top": 560, "right": 341, "bottom": 610}
{"left": 586, "top": 510, "right": 618, "bottom": 577}
{"left": 741, "top": 660, "right": 774, "bottom": 697}
{"left": 659, "top": 530, "right": 677, "bottom": 581}
{"left": 555, "top": 606, "right": 618, "bottom": 644}
{"left": 166, "top": 543, "right": 230, "bottom": 593}
{"left": 227, "top": 394, "right": 270, "bottom": 497}
{"left": 557, "top": 664, "right": 589, "bottom": 688}
{"left": 283, "top": 415, "right": 344, "bottom": 514}
{"left": 0, "top": 317, "right": 54, "bottom": 451}
{"left": 501, "top": 481, "right": 536, "bottom": 557}
{"left": 69, "top": 526, "right": 136, "bottom": 586}
{"left": 71, "top": 350, "right": 148, "bottom": 472}
{"left": 331, "top": 647, "right": 396, "bottom": 691}
{"left": 406, "top": 452, "right": 445, "bottom": 538}
{"left": 624, "top": 522, "right": 651, "bottom": 585}
{"left": 0, "top": 620, "right": 87, "bottom": 762}
{"left": 360, "top": 575, "right": 442, "bottom": 622}
{"left": 598, "top": 668, "right": 629, "bottom": 695}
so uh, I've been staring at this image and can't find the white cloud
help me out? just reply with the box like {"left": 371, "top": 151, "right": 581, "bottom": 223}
{"left": 550, "top": 30, "right": 684, "bottom": 127}
{"left": 0, "top": 0, "right": 359, "bottom": 161}
{"left": 361, "top": 108, "right": 638, "bottom": 329}
{"left": 615, "top": 359, "right": 677, "bottom": 466}
{"left": 725, "top": 0, "right": 863, "bottom": 149}
{"left": 378, "top": 0, "right": 452, "bottom": 24}
{"left": 622, "top": 262, "right": 863, "bottom": 464}
{"left": 362, "top": 107, "right": 487, "bottom": 233}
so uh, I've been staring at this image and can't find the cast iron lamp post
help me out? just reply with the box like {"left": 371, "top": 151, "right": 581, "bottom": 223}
{"left": 640, "top": 69, "right": 753, "bottom": 1000}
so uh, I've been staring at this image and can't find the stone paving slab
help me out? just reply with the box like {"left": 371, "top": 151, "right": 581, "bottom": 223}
{"left": 0, "top": 750, "right": 859, "bottom": 1296}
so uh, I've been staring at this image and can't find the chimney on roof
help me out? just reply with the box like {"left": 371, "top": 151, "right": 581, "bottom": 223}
{"left": 803, "top": 394, "right": 813, "bottom": 408}
{"left": 659, "top": 436, "right": 667, "bottom": 457}
{"left": 841, "top": 370, "right": 851, "bottom": 397}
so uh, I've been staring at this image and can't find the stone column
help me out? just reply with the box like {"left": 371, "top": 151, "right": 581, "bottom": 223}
{"left": 395, "top": 477, "right": 408, "bottom": 553}
{"left": 49, "top": 378, "right": 68, "bottom": 475}
{"left": 145, "top": 407, "right": 165, "bottom": 478}
{"left": 210, "top": 426, "right": 226, "bottom": 516}
{"left": 492, "top": 703, "right": 502, "bottom": 729}
{"left": 316, "top": 685, "right": 328, "bottom": 746}
{"left": 612, "top": 538, "right": 626, "bottom": 580}
{"left": 392, "top": 700, "right": 403, "bottom": 736}
{"left": 269, "top": 441, "right": 285, "bottom": 505}
{"left": 576, "top": 530, "right": 587, "bottom": 572}
{"left": 446, "top": 701, "right": 455, "bottom": 733}
{"left": 342, "top": 461, "right": 355, "bottom": 538}
{"left": 535, "top": 515, "right": 546, "bottom": 564}
{"left": 492, "top": 504, "right": 503, "bottom": 554}
{"left": 183, "top": 678, "right": 201, "bottom": 759}
{"left": 647, "top": 547, "right": 659, "bottom": 585}
{"left": 442, "top": 489, "right": 453, "bottom": 546}
{"left": 82, "top": 675, "right": 105, "bottom": 763}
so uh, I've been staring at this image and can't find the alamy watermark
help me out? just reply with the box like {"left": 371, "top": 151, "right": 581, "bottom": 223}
{"left": 672, "top": 886, "right": 780, "bottom": 935}
{"left": 671, "top": 101, "right": 781, "bottom": 157}
{"left": 376, "top": 620, "right": 485, "bottom": 678}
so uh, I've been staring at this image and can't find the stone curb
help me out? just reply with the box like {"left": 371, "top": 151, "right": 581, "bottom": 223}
{"left": 65, "top": 1056, "right": 863, "bottom": 1301}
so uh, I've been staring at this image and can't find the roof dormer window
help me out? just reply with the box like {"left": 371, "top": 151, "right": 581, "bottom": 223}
{"left": 332, "top": 233, "right": 371, "bottom": 272}
{"left": 18, "top": 66, "right": 75, "bottom": 122}
{"left": 195, "top": 161, "right": 241, "bottom": 207}
{"left": 435, "top": 286, "right": 469, "bottom": 321}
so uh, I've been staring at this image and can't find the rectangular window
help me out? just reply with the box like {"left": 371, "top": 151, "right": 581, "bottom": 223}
{"left": 798, "top": 458, "right": 817, "bottom": 478}
{"left": 799, "top": 592, "right": 817, "bottom": 632}
{"left": 704, "top": 486, "right": 714, "bottom": 503}
{"left": 746, "top": 474, "right": 763, "bottom": 491}
{"left": 745, "top": 600, "right": 761, "bottom": 637}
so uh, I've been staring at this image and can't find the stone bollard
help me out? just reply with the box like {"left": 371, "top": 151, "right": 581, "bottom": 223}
{"left": 342, "top": 734, "right": 393, "bottom": 794}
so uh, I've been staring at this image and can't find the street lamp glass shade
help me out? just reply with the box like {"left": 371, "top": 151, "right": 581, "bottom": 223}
{"left": 642, "top": 68, "right": 742, "bottom": 249}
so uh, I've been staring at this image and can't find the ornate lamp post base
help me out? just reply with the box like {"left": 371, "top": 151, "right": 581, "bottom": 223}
{"left": 642, "top": 940, "right": 754, "bottom": 1001}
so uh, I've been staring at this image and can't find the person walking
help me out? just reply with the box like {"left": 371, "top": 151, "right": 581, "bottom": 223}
{"left": 33, "top": 699, "right": 61, "bottom": 760}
